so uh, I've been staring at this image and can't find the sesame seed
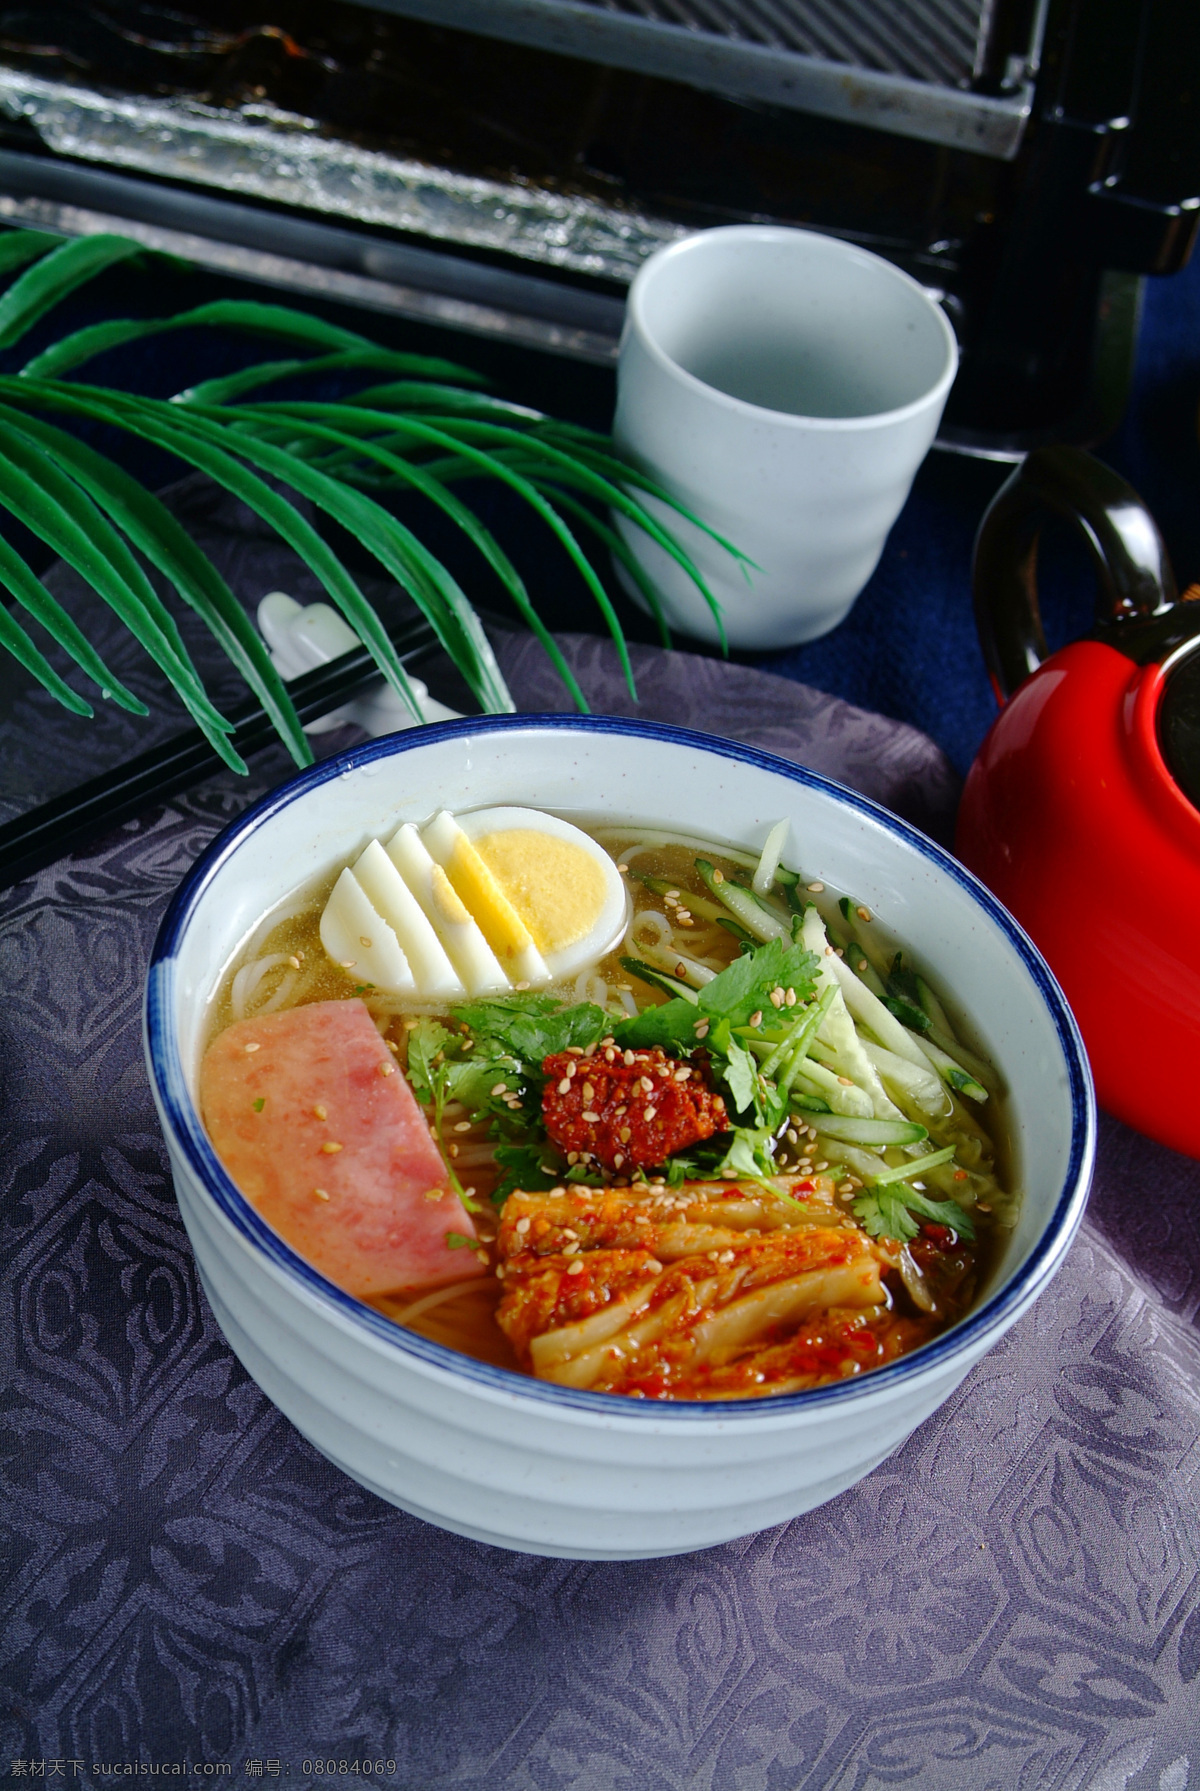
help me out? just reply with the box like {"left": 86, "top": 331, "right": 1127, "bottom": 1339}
{"left": 582, "top": 1081, "right": 595, "bottom": 1102}
{"left": 557, "top": 1077, "right": 572, "bottom": 1096}
{"left": 321, "top": 1141, "right": 343, "bottom": 1154}
{"left": 677, "top": 911, "right": 692, "bottom": 924}
{"left": 749, "top": 1011, "right": 763, "bottom": 1028}
{"left": 491, "top": 1083, "right": 508, "bottom": 1097}
{"left": 807, "top": 881, "right": 824, "bottom": 893}
{"left": 815, "top": 1159, "right": 829, "bottom": 1171}
{"left": 423, "top": 1187, "right": 445, "bottom": 1201}
{"left": 646, "top": 1259, "right": 663, "bottom": 1274}
{"left": 634, "top": 1213, "right": 650, "bottom": 1225}
{"left": 379, "top": 1061, "right": 395, "bottom": 1076}
{"left": 675, "top": 962, "right": 688, "bottom": 978}
{"left": 288, "top": 955, "right": 301, "bottom": 969}
{"left": 582, "top": 1110, "right": 601, "bottom": 1123}
{"left": 403, "top": 1017, "right": 419, "bottom": 1030}
{"left": 454, "top": 1120, "right": 472, "bottom": 1133}
{"left": 604, "top": 1048, "right": 617, "bottom": 1062}
{"left": 665, "top": 889, "right": 680, "bottom": 901}
{"left": 515, "top": 981, "right": 530, "bottom": 991}
{"left": 619, "top": 1126, "right": 632, "bottom": 1143}
{"left": 313, "top": 1187, "right": 330, "bottom": 1201}
{"left": 712, "top": 869, "right": 725, "bottom": 884}
{"left": 857, "top": 906, "right": 872, "bottom": 921}
{"left": 567, "top": 1260, "right": 584, "bottom": 1276}
{"left": 244, "top": 1042, "right": 261, "bottom": 1054}
{"left": 785, "top": 988, "right": 797, "bottom": 1007}
{"left": 825, "top": 946, "right": 834, "bottom": 956}
{"left": 675, "top": 1067, "right": 691, "bottom": 1082}
{"left": 449, "top": 1144, "right": 459, "bottom": 1157}
{"left": 769, "top": 988, "right": 784, "bottom": 1008}
{"left": 786, "top": 1128, "right": 798, "bottom": 1145}
{"left": 516, "top": 1216, "right": 531, "bottom": 1234}
{"left": 838, "top": 1076, "right": 854, "bottom": 1086}
{"left": 614, "top": 1152, "right": 625, "bottom": 1168}
{"left": 978, "top": 1202, "right": 992, "bottom": 1213}
{"left": 623, "top": 1049, "right": 636, "bottom": 1066}
{"left": 495, "top": 1264, "right": 506, "bottom": 1279}
{"left": 340, "top": 960, "right": 356, "bottom": 969}
{"left": 387, "top": 1039, "right": 400, "bottom": 1052}
{"left": 640, "top": 1076, "right": 654, "bottom": 1094}
{"left": 359, "top": 936, "right": 372, "bottom": 948}
{"left": 567, "top": 1046, "right": 584, "bottom": 1056}
{"left": 617, "top": 863, "right": 629, "bottom": 873}
{"left": 694, "top": 1020, "right": 710, "bottom": 1038}
{"left": 719, "top": 1250, "right": 735, "bottom": 1264}
{"left": 644, "top": 1105, "right": 657, "bottom": 1121}
{"left": 312, "top": 1104, "right": 327, "bottom": 1120}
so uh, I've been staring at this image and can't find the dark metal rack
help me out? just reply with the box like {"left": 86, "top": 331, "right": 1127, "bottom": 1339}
{"left": 351, "top": 0, "right": 1043, "bottom": 156}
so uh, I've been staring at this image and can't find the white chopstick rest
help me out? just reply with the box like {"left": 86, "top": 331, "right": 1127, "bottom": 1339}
{"left": 319, "top": 866, "right": 415, "bottom": 993}
{"left": 351, "top": 839, "right": 463, "bottom": 999}
{"left": 386, "top": 823, "right": 510, "bottom": 996}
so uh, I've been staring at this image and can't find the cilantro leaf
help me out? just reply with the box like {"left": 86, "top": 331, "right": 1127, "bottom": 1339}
{"left": 713, "top": 1125, "right": 779, "bottom": 1184}
{"left": 852, "top": 1182, "right": 976, "bottom": 1243}
{"left": 615, "top": 936, "right": 818, "bottom": 1051}
{"left": 452, "top": 992, "right": 608, "bottom": 1084}
{"left": 723, "top": 1039, "right": 759, "bottom": 1117}
{"left": 491, "top": 1139, "right": 565, "bottom": 1205}
{"left": 404, "top": 1019, "right": 455, "bottom": 1106}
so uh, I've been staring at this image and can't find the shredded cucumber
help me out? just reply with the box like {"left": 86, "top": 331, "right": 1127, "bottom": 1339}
{"left": 696, "top": 859, "right": 790, "bottom": 942}
{"left": 808, "top": 1113, "right": 929, "bottom": 1146}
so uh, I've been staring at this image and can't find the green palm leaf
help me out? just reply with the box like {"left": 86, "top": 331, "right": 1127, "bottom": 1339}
{"left": 0, "top": 235, "right": 146, "bottom": 349}
{"left": 0, "top": 405, "right": 312, "bottom": 768}
{"left": 0, "top": 592, "right": 94, "bottom": 716}
{"left": 0, "top": 225, "right": 741, "bottom": 771}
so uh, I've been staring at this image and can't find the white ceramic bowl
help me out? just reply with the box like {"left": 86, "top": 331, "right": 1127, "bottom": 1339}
{"left": 145, "top": 718, "right": 1094, "bottom": 1560}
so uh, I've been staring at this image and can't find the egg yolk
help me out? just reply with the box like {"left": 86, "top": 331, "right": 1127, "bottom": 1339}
{"left": 443, "top": 834, "right": 536, "bottom": 965}
{"left": 473, "top": 829, "right": 607, "bottom": 954}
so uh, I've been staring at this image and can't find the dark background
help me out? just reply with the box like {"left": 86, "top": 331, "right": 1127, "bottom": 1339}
{"left": 1, "top": 228, "right": 1198, "bottom": 778}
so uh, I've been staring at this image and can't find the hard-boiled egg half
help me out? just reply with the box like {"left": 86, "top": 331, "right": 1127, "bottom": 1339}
{"left": 319, "top": 807, "right": 628, "bottom": 998}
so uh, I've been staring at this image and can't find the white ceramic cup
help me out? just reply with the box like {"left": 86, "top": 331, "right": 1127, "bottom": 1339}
{"left": 613, "top": 225, "right": 959, "bottom": 650}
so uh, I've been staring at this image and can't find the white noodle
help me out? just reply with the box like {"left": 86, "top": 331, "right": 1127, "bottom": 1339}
{"left": 753, "top": 819, "right": 790, "bottom": 895}
{"left": 574, "top": 970, "right": 609, "bottom": 1006}
{"left": 257, "top": 969, "right": 300, "bottom": 1015}
{"left": 230, "top": 953, "right": 292, "bottom": 1021}
{"left": 629, "top": 910, "right": 672, "bottom": 948}
{"left": 617, "top": 987, "right": 639, "bottom": 1017}
{"left": 241, "top": 897, "right": 314, "bottom": 961}
{"left": 594, "top": 828, "right": 759, "bottom": 868}
{"left": 393, "top": 1278, "right": 493, "bottom": 1326}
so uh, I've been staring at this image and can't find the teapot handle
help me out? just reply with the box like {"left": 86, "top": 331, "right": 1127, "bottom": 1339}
{"left": 972, "top": 444, "right": 1176, "bottom": 702}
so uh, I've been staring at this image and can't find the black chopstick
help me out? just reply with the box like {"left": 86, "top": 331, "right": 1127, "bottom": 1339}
{"left": 0, "top": 614, "right": 441, "bottom": 892}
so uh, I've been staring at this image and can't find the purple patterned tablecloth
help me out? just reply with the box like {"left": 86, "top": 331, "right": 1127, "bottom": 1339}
{"left": 2, "top": 488, "right": 1199, "bottom": 1790}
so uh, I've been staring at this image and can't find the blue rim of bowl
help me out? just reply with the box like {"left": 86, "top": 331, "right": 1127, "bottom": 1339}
{"left": 146, "top": 713, "right": 1095, "bottom": 1420}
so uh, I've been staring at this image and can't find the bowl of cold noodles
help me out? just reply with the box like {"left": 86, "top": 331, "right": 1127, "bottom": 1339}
{"left": 145, "top": 716, "right": 1094, "bottom": 1558}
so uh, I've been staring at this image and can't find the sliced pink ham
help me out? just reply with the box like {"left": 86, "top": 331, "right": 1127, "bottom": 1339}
{"left": 199, "top": 998, "right": 485, "bottom": 1299}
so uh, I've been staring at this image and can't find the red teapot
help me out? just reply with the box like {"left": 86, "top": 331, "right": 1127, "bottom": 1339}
{"left": 957, "top": 445, "right": 1200, "bottom": 1159}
